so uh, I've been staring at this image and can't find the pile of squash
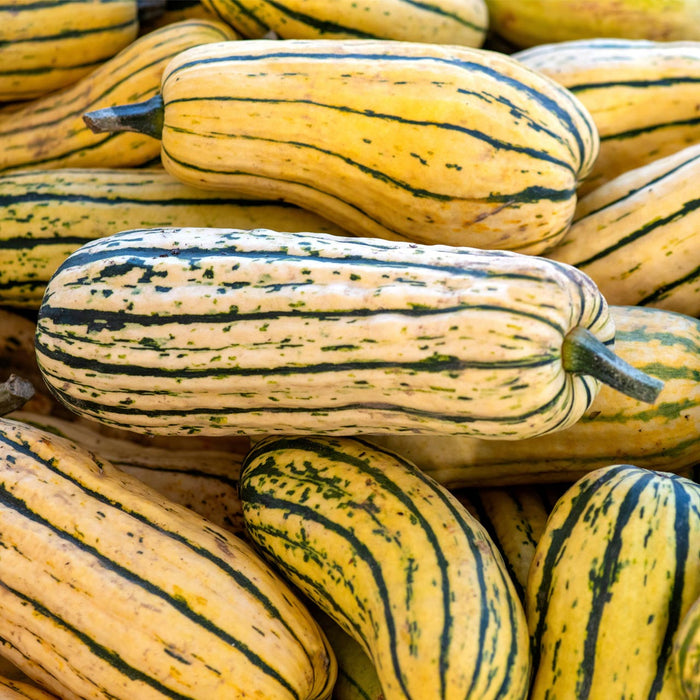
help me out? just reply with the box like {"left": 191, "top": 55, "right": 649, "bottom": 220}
{"left": 0, "top": 1, "right": 698, "bottom": 698}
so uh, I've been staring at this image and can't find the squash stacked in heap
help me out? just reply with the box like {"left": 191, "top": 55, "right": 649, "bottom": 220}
{"left": 0, "top": 2, "right": 698, "bottom": 699}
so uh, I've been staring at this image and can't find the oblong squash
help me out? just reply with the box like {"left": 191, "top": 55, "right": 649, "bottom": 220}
{"left": 34, "top": 227, "right": 661, "bottom": 440}
{"left": 546, "top": 143, "right": 700, "bottom": 317}
{"left": 0, "top": 167, "right": 347, "bottom": 308}
{"left": 515, "top": 38, "right": 700, "bottom": 194}
{"left": 369, "top": 305, "right": 699, "bottom": 485}
{"left": 0, "top": 0, "right": 161, "bottom": 102}
{"left": 526, "top": 464, "right": 700, "bottom": 699}
{"left": 0, "top": 417, "right": 336, "bottom": 699}
{"left": 200, "top": 0, "right": 489, "bottom": 46}
{"left": 484, "top": 0, "right": 700, "bottom": 48}
{"left": 239, "top": 434, "right": 532, "bottom": 700}
{"left": 0, "top": 19, "right": 237, "bottom": 173}
{"left": 83, "top": 38, "right": 599, "bottom": 253}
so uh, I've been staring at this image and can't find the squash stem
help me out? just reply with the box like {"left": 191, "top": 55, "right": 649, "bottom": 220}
{"left": 0, "top": 374, "right": 35, "bottom": 416}
{"left": 82, "top": 94, "right": 164, "bottom": 140}
{"left": 562, "top": 326, "right": 663, "bottom": 404}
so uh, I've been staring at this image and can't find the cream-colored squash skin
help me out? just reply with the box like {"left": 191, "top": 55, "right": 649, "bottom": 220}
{"left": 673, "top": 594, "right": 700, "bottom": 699}
{"left": 200, "top": 0, "right": 488, "bottom": 46}
{"left": 484, "top": 0, "right": 700, "bottom": 48}
{"left": 369, "top": 306, "right": 699, "bottom": 486}
{"left": 0, "top": 417, "right": 336, "bottom": 700}
{"left": 546, "top": 143, "right": 700, "bottom": 317}
{"left": 154, "top": 38, "right": 598, "bottom": 253}
{"left": 239, "top": 435, "right": 532, "bottom": 700}
{"left": 35, "top": 227, "right": 611, "bottom": 439}
{"left": 0, "top": 19, "right": 237, "bottom": 174}
{"left": 526, "top": 464, "right": 700, "bottom": 700}
{"left": 515, "top": 38, "right": 700, "bottom": 195}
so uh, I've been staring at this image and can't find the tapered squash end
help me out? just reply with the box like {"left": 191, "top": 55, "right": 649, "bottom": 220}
{"left": 83, "top": 94, "right": 164, "bottom": 140}
{"left": 563, "top": 326, "right": 664, "bottom": 404}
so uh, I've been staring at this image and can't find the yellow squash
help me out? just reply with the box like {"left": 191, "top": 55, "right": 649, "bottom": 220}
{"left": 83, "top": 38, "right": 599, "bottom": 253}
{"left": 484, "top": 0, "right": 700, "bottom": 48}
{"left": 0, "top": 19, "right": 237, "bottom": 173}
{"left": 515, "top": 38, "right": 700, "bottom": 194}
{"left": 200, "top": 0, "right": 489, "bottom": 46}
{"left": 0, "top": 417, "right": 336, "bottom": 699}
{"left": 546, "top": 143, "right": 700, "bottom": 317}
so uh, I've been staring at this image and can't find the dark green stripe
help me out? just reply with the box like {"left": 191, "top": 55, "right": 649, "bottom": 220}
{"left": 573, "top": 197, "right": 700, "bottom": 268}
{"left": 0, "top": 18, "right": 136, "bottom": 50}
{"left": 37, "top": 298, "right": 565, "bottom": 336}
{"left": 637, "top": 266, "right": 700, "bottom": 306}
{"left": 0, "top": 190, "right": 299, "bottom": 213}
{"left": 576, "top": 470, "right": 654, "bottom": 699}
{"left": 530, "top": 465, "right": 630, "bottom": 672}
{"left": 252, "top": 0, "right": 485, "bottom": 38}
{"left": 0, "top": 581, "right": 197, "bottom": 699}
{"left": 648, "top": 477, "right": 694, "bottom": 698}
{"left": 571, "top": 76, "right": 700, "bottom": 92}
{"left": 193, "top": 0, "right": 268, "bottom": 33}
{"left": 166, "top": 93, "right": 577, "bottom": 178}
{"left": 599, "top": 115, "right": 700, "bottom": 142}
{"left": 0, "top": 59, "right": 106, "bottom": 78}
{"left": 573, "top": 149, "right": 700, "bottom": 222}
{"left": 240, "top": 450, "right": 415, "bottom": 698}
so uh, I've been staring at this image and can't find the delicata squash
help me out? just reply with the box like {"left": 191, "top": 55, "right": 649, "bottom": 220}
{"left": 83, "top": 38, "right": 599, "bottom": 254}
{"left": 35, "top": 227, "right": 661, "bottom": 439}
{"left": 0, "top": 416, "right": 336, "bottom": 699}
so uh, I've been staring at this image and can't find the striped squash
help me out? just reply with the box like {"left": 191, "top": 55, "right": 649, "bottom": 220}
{"left": 370, "top": 305, "right": 699, "bottom": 486}
{"left": 7, "top": 410, "right": 250, "bottom": 536}
{"left": 0, "top": 19, "right": 237, "bottom": 174}
{"left": 546, "top": 142, "right": 700, "bottom": 317}
{"left": 515, "top": 38, "right": 700, "bottom": 195}
{"left": 0, "top": 167, "right": 347, "bottom": 309}
{"left": 200, "top": 0, "right": 488, "bottom": 46}
{"left": 526, "top": 464, "right": 700, "bottom": 699}
{"left": 239, "top": 435, "right": 532, "bottom": 700}
{"left": 311, "top": 609, "right": 384, "bottom": 700}
{"left": 34, "top": 226, "right": 662, "bottom": 440}
{"left": 673, "top": 594, "right": 700, "bottom": 699}
{"left": 483, "top": 0, "right": 700, "bottom": 48}
{"left": 82, "top": 38, "right": 599, "bottom": 254}
{"left": 0, "top": 0, "right": 162, "bottom": 102}
{"left": 0, "top": 675, "right": 59, "bottom": 700}
{"left": 462, "top": 484, "right": 562, "bottom": 598}
{"left": 0, "top": 416, "right": 336, "bottom": 699}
